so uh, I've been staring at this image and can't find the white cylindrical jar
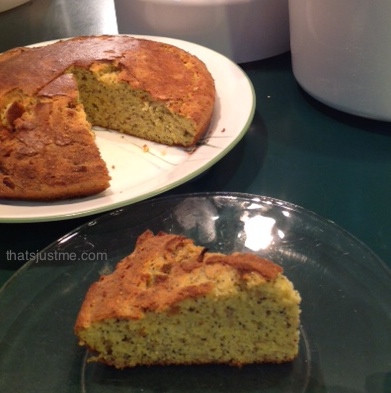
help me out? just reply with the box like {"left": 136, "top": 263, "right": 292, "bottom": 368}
{"left": 289, "top": 0, "right": 391, "bottom": 121}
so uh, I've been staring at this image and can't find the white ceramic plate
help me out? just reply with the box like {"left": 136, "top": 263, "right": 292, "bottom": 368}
{"left": 0, "top": 35, "right": 255, "bottom": 223}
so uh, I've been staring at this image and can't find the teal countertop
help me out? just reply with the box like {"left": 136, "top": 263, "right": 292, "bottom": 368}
{"left": 1, "top": 1, "right": 391, "bottom": 392}
{"left": 2, "top": 21, "right": 391, "bottom": 283}
{"left": 1, "top": 1, "right": 391, "bottom": 279}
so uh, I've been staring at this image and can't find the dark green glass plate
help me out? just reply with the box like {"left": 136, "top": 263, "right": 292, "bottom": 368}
{"left": 1, "top": 192, "right": 390, "bottom": 393}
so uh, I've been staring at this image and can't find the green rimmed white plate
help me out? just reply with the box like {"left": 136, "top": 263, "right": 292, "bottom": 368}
{"left": 0, "top": 36, "right": 255, "bottom": 223}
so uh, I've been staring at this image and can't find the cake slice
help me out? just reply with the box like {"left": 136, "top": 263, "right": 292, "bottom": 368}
{"left": 74, "top": 230, "right": 301, "bottom": 369}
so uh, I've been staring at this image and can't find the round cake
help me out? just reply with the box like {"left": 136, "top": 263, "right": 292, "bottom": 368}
{"left": 0, "top": 35, "right": 215, "bottom": 201}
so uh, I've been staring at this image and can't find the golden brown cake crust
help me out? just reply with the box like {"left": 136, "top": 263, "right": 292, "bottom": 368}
{"left": 75, "top": 230, "right": 283, "bottom": 331}
{"left": 0, "top": 35, "right": 215, "bottom": 143}
{"left": 0, "top": 75, "right": 111, "bottom": 200}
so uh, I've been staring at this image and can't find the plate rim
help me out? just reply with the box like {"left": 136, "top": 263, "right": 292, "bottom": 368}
{"left": 2, "top": 191, "right": 390, "bottom": 293}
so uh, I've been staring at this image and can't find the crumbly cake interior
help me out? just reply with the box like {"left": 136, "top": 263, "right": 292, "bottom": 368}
{"left": 70, "top": 65, "right": 198, "bottom": 147}
{"left": 75, "top": 231, "right": 301, "bottom": 369}
{"left": 78, "top": 274, "right": 300, "bottom": 368}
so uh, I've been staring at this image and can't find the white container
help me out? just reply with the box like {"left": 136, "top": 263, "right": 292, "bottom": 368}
{"left": 114, "top": 0, "right": 290, "bottom": 63}
{"left": 289, "top": 0, "right": 391, "bottom": 121}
